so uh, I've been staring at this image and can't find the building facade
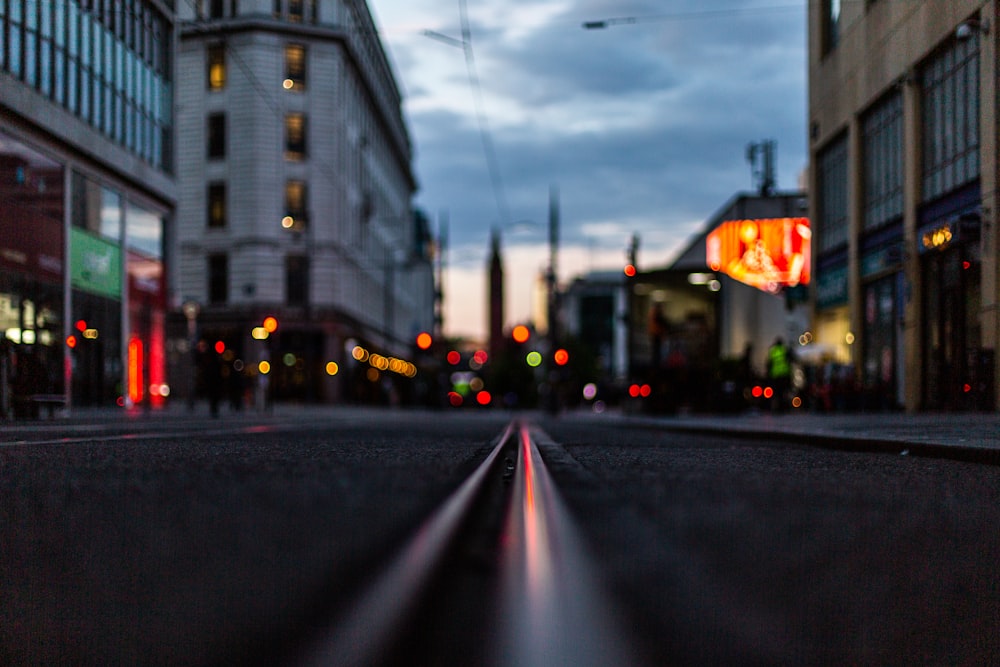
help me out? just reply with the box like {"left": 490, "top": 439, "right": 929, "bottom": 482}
{"left": 174, "top": 0, "right": 433, "bottom": 405}
{"left": 1, "top": 0, "right": 176, "bottom": 416}
{"left": 809, "top": 0, "right": 997, "bottom": 411}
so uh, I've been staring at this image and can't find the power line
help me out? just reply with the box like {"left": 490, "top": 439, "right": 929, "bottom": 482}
{"left": 582, "top": 4, "right": 806, "bottom": 30}
{"left": 457, "top": 0, "right": 511, "bottom": 229}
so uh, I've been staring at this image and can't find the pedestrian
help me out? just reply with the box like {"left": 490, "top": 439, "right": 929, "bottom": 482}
{"left": 767, "top": 336, "right": 792, "bottom": 411}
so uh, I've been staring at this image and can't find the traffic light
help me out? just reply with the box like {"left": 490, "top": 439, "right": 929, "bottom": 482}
{"left": 623, "top": 264, "right": 637, "bottom": 277}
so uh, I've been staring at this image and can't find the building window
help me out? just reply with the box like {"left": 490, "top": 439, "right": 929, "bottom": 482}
{"left": 823, "top": 0, "right": 841, "bottom": 54}
{"left": 207, "top": 112, "right": 226, "bottom": 159}
{"left": 288, "top": 0, "right": 303, "bottom": 22}
{"left": 283, "top": 180, "right": 308, "bottom": 230}
{"left": 284, "top": 113, "right": 306, "bottom": 160}
{"left": 817, "top": 134, "right": 849, "bottom": 253}
{"left": 286, "top": 255, "right": 309, "bottom": 306}
{"left": 208, "top": 254, "right": 228, "bottom": 304}
{"left": 922, "top": 36, "right": 980, "bottom": 202}
{"left": 284, "top": 44, "right": 306, "bottom": 91}
{"left": 207, "top": 182, "right": 226, "bottom": 227}
{"left": 862, "top": 92, "right": 903, "bottom": 231}
{"left": 207, "top": 44, "right": 226, "bottom": 90}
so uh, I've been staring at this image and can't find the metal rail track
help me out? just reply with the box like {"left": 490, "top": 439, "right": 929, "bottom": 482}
{"left": 292, "top": 420, "right": 637, "bottom": 666}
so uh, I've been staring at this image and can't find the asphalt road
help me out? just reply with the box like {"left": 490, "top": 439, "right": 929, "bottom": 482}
{"left": 2, "top": 408, "right": 999, "bottom": 665}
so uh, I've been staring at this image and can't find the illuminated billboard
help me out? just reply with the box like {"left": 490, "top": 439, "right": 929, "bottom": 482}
{"left": 706, "top": 217, "right": 810, "bottom": 293}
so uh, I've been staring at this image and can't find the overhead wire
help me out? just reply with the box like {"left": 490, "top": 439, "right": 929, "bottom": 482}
{"left": 456, "top": 0, "right": 511, "bottom": 229}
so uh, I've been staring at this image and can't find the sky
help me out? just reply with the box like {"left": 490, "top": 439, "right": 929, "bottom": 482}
{"left": 367, "top": 0, "right": 809, "bottom": 341}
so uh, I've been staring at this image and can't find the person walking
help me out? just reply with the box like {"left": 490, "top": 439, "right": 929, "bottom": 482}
{"left": 767, "top": 336, "right": 792, "bottom": 412}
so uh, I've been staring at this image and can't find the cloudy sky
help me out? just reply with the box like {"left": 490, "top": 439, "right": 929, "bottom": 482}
{"left": 368, "top": 0, "right": 809, "bottom": 340}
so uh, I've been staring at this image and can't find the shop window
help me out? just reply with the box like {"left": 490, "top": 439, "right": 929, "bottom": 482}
{"left": 207, "top": 112, "right": 225, "bottom": 159}
{"left": 284, "top": 44, "right": 305, "bottom": 91}
{"left": 207, "top": 44, "right": 225, "bottom": 90}
{"left": 208, "top": 254, "right": 228, "bottom": 304}
{"left": 207, "top": 182, "right": 226, "bottom": 227}
{"left": 284, "top": 113, "right": 306, "bottom": 161}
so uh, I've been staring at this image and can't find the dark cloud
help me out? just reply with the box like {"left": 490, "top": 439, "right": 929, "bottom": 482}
{"left": 378, "top": 0, "right": 808, "bottom": 270}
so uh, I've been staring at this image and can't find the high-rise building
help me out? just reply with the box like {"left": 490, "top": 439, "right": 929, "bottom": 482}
{"left": 1, "top": 0, "right": 176, "bottom": 415}
{"left": 809, "top": 0, "right": 998, "bottom": 410}
{"left": 174, "top": 0, "right": 433, "bottom": 405}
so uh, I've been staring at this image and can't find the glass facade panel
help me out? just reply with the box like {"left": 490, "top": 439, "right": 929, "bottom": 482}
{"left": 1, "top": 0, "right": 173, "bottom": 171}
{"left": 922, "top": 35, "right": 980, "bottom": 202}
{"left": 817, "top": 134, "right": 849, "bottom": 253}
{"left": 862, "top": 92, "right": 903, "bottom": 231}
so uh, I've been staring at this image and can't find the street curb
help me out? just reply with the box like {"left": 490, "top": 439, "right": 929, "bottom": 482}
{"left": 641, "top": 421, "right": 1000, "bottom": 467}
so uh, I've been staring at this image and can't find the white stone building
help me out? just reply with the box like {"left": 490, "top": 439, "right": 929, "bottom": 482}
{"left": 174, "top": 0, "right": 433, "bottom": 404}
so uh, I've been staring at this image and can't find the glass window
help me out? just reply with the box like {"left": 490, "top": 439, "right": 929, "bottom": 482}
{"left": 862, "top": 92, "right": 903, "bottom": 231}
{"left": 289, "top": 0, "right": 303, "bottom": 22}
{"left": 817, "top": 134, "right": 849, "bottom": 253}
{"left": 284, "top": 113, "right": 306, "bottom": 160}
{"left": 284, "top": 44, "right": 305, "bottom": 91}
{"left": 207, "top": 181, "right": 226, "bottom": 227}
{"left": 24, "top": 26, "right": 37, "bottom": 87}
{"left": 823, "top": 0, "right": 840, "bottom": 54}
{"left": 922, "top": 36, "right": 980, "bottom": 201}
{"left": 283, "top": 180, "right": 307, "bottom": 230}
{"left": 207, "top": 43, "right": 225, "bottom": 90}
{"left": 126, "top": 201, "right": 162, "bottom": 257}
{"left": 207, "top": 112, "right": 225, "bottom": 159}
{"left": 208, "top": 254, "right": 228, "bottom": 304}
{"left": 286, "top": 255, "right": 308, "bottom": 306}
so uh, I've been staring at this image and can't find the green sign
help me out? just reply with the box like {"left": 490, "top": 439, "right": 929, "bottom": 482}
{"left": 71, "top": 228, "right": 122, "bottom": 299}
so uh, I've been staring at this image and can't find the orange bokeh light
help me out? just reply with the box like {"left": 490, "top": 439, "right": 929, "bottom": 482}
{"left": 512, "top": 325, "right": 530, "bottom": 344}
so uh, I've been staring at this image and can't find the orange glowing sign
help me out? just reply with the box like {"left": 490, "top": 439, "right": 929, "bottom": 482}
{"left": 128, "top": 337, "right": 144, "bottom": 404}
{"left": 706, "top": 217, "right": 811, "bottom": 293}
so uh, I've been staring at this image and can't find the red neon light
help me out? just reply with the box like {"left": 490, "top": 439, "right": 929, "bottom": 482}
{"left": 128, "top": 337, "right": 144, "bottom": 404}
{"left": 706, "top": 217, "right": 811, "bottom": 293}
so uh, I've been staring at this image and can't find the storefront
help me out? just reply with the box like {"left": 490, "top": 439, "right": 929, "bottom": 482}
{"left": 1, "top": 130, "right": 168, "bottom": 415}
{"left": 859, "top": 223, "right": 904, "bottom": 409}
{"left": 919, "top": 187, "right": 985, "bottom": 410}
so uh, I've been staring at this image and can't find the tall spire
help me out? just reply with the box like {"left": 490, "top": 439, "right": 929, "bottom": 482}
{"left": 488, "top": 227, "right": 504, "bottom": 358}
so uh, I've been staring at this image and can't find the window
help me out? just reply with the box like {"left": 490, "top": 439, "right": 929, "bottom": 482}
{"left": 288, "top": 0, "right": 303, "bottom": 22}
{"left": 817, "top": 134, "right": 849, "bottom": 253}
{"left": 286, "top": 255, "right": 309, "bottom": 306}
{"left": 284, "top": 113, "right": 306, "bottom": 160}
{"left": 922, "top": 36, "right": 980, "bottom": 202}
{"left": 862, "top": 92, "right": 903, "bottom": 231}
{"left": 823, "top": 0, "right": 841, "bottom": 54}
{"left": 283, "top": 180, "right": 308, "bottom": 230}
{"left": 207, "top": 182, "right": 226, "bottom": 227}
{"left": 283, "top": 44, "right": 305, "bottom": 91}
{"left": 207, "top": 44, "right": 225, "bottom": 90}
{"left": 207, "top": 112, "right": 225, "bottom": 159}
{"left": 208, "top": 254, "right": 228, "bottom": 304}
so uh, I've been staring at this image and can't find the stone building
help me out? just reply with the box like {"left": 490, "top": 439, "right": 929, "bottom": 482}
{"left": 174, "top": 0, "right": 433, "bottom": 405}
{"left": 809, "top": 0, "right": 997, "bottom": 410}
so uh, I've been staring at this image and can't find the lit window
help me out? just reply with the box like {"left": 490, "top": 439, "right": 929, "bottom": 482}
{"left": 284, "top": 113, "right": 306, "bottom": 160}
{"left": 284, "top": 44, "right": 306, "bottom": 90}
{"left": 207, "top": 44, "right": 226, "bottom": 90}
{"left": 207, "top": 182, "right": 226, "bottom": 227}
{"left": 283, "top": 180, "right": 308, "bottom": 230}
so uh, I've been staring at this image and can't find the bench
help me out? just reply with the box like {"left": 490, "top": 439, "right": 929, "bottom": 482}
{"left": 28, "top": 393, "right": 67, "bottom": 418}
